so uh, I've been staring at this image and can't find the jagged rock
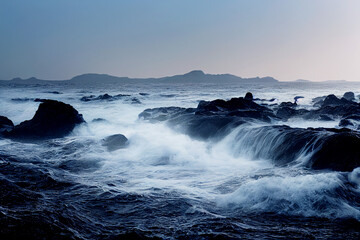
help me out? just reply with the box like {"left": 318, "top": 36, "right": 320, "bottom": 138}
{"left": 5, "top": 100, "right": 85, "bottom": 141}
{"left": 0, "top": 116, "right": 14, "bottom": 133}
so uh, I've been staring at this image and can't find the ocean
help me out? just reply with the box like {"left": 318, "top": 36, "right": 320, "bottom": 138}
{"left": 1, "top": 80, "right": 360, "bottom": 239}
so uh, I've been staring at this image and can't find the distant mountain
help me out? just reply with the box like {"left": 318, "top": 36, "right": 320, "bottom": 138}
{"left": 0, "top": 70, "right": 279, "bottom": 85}
{"left": 295, "top": 79, "right": 312, "bottom": 83}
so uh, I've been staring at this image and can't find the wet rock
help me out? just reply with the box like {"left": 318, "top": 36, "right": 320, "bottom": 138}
{"left": 45, "top": 91, "right": 62, "bottom": 94}
{"left": 5, "top": 100, "right": 85, "bottom": 141}
{"left": 140, "top": 97, "right": 275, "bottom": 140}
{"left": 279, "top": 102, "right": 297, "bottom": 108}
{"left": 321, "top": 94, "right": 355, "bottom": 107}
{"left": 102, "top": 134, "right": 128, "bottom": 151}
{"left": 319, "top": 114, "right": 334, "bottom": 121}
{"left": 312, "top": 96, "right": 326, "bottom": 107}
{"left": 232, "top": 125, "right": 360, "bottom": 171}
{"left": 310, "top": 131, "right": 360, "bottom": 171}
{"left": 92, "top": 118, "right": 107, "bottom": 122}
{"left": 130, "top": 97, "right": 141, "bottom": 104}
{"left": 0, "top": 116, "right": 14, "bottom": 133}
{"left": 343, "top": 92, "right": 355, "bottom": 101}
{"left": 11, "top": 98, "right": 35, "bottom": 102}
{"left": 339, "top": 119, "right": 354, "bottom": 128}
{"left": 338, "top": 115, "right": 360, "bottom": 129}
{"left": 80, "top": 93, "right": 131, "bottom": 102}
{"left": 244, "top": 92, "right": 253, "bottom": 101}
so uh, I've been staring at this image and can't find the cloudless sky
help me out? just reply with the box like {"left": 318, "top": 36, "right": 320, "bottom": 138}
{"left": 0, "top": 0, "right": 360, "bottom": 81}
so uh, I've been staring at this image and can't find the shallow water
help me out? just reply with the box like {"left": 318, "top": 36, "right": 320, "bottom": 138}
{"left": 1, "top": 81, "right": 360, "bottom": 239}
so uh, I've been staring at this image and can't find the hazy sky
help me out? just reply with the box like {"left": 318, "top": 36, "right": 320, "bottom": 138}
{"left": 1, "top": 0, "right": 360, "bottom": 81}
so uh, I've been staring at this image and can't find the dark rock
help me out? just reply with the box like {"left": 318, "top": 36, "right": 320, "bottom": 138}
{"left": 45, "top": 91, "right": 62, "bottom": 94}
{"left": 321, "top": 94, "right": 355, "bottom": 107}
{"left": 139, "top": 92, "right": 149, "bottom": 96}
{"left": 279, "top": 102, "right": 297, "bottom": 108}
{"left": 140, "top": 97, "right": 275, "bottom": 140}
{"left": 343, "top": 92, "right": 355, "bottom": 101}
{"left": 312, "top": 96, "right": 326, "bottom": 107}
{"left": 130, "top": 97, "right": 141, "bottom": 104}
{"left": 232, "top": 125, "right": 360, "bottom": 171}
{"left": 5, "top": 100, "right": 85, "bottom": 141}
{"left": 254, "top": 98, "right": 276, "bottom": 102}
{"left": 0, "top": 116, "right": 14, "bottom": 133}
{"left": 319, "top": 114, "right": 333, "bottom": 121}
{"left": 11, "top": 98, "right": 35, "bottom": 102}
{"left": 310, "top": 131, "right": 360, "bottom": 171}
{"left": 102, "top": 134, "right": 128, "bottom": 151}
{"left": 244, "top": 92, "right": 253, "bottom": 101}
{"left": 276, "top": 107, "right": 297, "bottom": 120}
{"left": 338, "top": 115, "right": 360, "bottom": 129}
{"left": 80, "top": 93, "right": 131, "bottom": 102}
{"left": 0, "top": 116, "right": 14, "bottom": 128}
{"left": 92, "top": 118, "right": 107, "bottom": 122}
{"left": 339, "top": 119, "right": 353, "bottom": 128}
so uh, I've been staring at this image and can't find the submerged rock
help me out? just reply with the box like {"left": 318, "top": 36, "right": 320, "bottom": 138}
{"left": 102, "top": 134, "right": 128, "bottom": 151}
{"left": 5, "top": 99, "right": 85, "bottom": 141}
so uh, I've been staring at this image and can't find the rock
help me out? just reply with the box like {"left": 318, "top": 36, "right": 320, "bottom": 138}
{"left": 244, "top": 92, "right": 253, "bottom": 101}
{"left": 130, "top": 97, "right": 141, "bottom": 104}
{"left": 310, "top": 131, "right": 360, "bottom": 171}
{"left": 5, "top": 100, "right": 85, "bottom": 141}
{"left": 92, "top": 118, "right": 107, "bottom": 122}
{"left": 232, "top": 125, "right": 360, "bottom": 171}
{"left": 276, "top": 106, "right": 297, "bottom": 120}
{"left": 11, "top": 98, "right": 35, "bottom": 102}
{"left": 140, "top": 97, "right": 275, "bottom": 140}
{"left": 319, "top": 114, "right": 333, "bottom": 121}
{"left": 80, "top": 93, "right": 131, "bottom": 102}
{"left": 338, "top": 115, "right": 360, "bottom": 129}
{"left": 321, "top": 94, "right": 353, "bottom": 107}
{"left": 0, "top": 116, "right": 14, "bottom": 133}
{"left": 343, "top": 92, "right": 355, "bottom": 101}
{"left": 102, "top": 134, "right": 128, "bottom": 151}
{"left": 279, "top": 102, "right": 297, "bottom": 108}
{"left": 339, "top": 119, "right": 354, "bottom": 128}
{"left": 312, "top": 96, "right": 326, "bottom": 107}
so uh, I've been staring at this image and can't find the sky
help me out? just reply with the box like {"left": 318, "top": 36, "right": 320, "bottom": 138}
{"left": 0, "top": 0, "right": 360, "bottom": 81}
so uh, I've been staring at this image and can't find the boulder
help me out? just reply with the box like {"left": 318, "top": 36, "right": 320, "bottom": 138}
{"left": 343, "top": 92, "right": 355, "bottom": 101}
{"left": 244, "top": 92, "right": 253, "bottom": 101}
{"left": 102, "top": 134, "right": 128, "bottom": 151}
{"left": 5, "top": 100, "right": 85, "bottom": 141}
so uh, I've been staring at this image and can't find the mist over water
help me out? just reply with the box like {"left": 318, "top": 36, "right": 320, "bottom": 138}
{"left": 1, "top": 81, "right": 360, "bottom": 239}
